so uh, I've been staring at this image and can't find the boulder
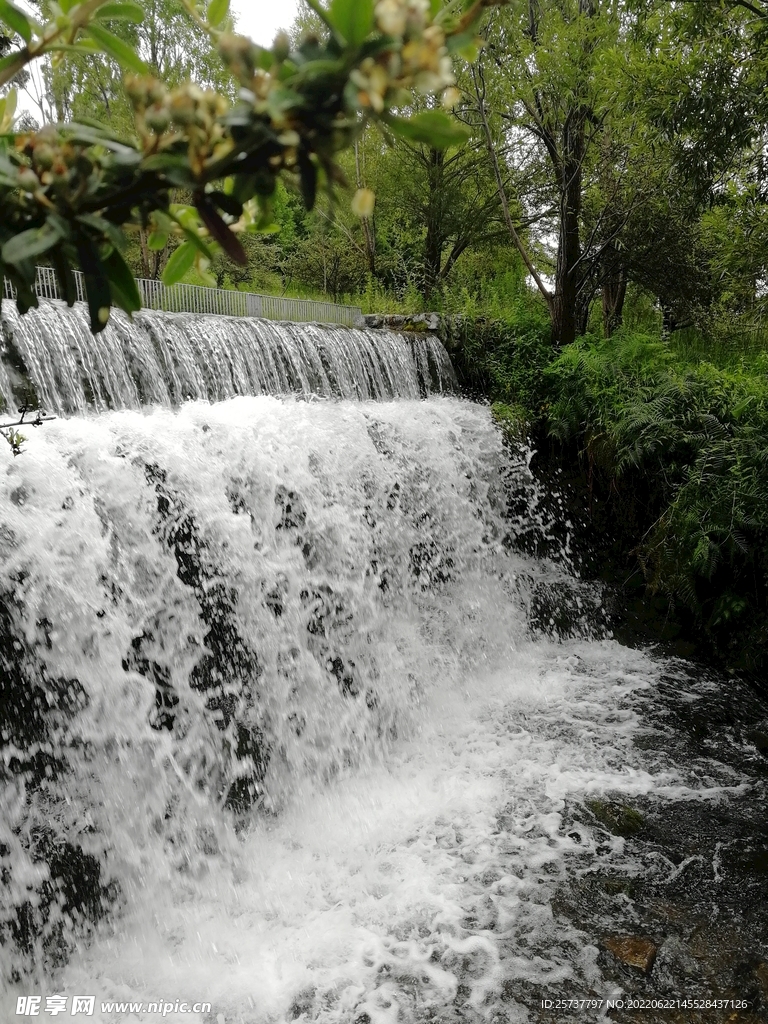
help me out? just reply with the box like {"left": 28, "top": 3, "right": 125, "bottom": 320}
{"left": 603, "top": 936, "right": 658, "bottom": 975}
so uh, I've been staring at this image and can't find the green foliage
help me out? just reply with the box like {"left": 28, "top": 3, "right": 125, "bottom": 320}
{"left": 161, "top": 238, "right": 196, "bottom": 284}
{"left": 669, "top": 325, "right": 768, "bottom": 370}
{"left": 586, "top": 799, "right": 645, "bottom": 838}
{"left": 0, "top": 426, "right": 25, "bottom": 455}
{"left": 490, "top": 400, "right": 527, "bottom": 441}
{"left": 544, "top": 332, "right": 768, "bottom": 671}
{"left": 383, "top": 110, "right": 470, "bottom": 148}
{"left": 446, "top": 285, "right": 553, "bottom": 407}
{"left": 0, "top": 0, "right": 499, "bottom": 331}
{"left": 328, "top": 0, "right": 374, "bottom": 45}
{"left": 482, "top": 318, "right": 553, "bottom": 411}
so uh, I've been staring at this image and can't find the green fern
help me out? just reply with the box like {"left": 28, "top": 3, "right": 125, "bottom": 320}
{"left": 544, "top": 329, "right": 768, "bottom": 671}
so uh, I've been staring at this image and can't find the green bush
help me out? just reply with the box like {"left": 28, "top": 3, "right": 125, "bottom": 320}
{"left": 446, "top": 296, "right": 553, "bottom": 407}
{"left": 544, "top": 331, "right": 768, "bottom": 671}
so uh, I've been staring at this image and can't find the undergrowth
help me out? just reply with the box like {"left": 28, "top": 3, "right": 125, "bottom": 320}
{"left": 445, "top": 298, "right": 552, "bottom": 405}
{"left": 544, "top": 333, "right": 768, "bottom": 673}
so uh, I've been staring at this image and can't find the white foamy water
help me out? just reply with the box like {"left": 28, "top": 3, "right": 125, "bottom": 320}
{"left": 0, "top": 303, "right": 453, "bottom": 414}
{"left": 0, "top": 397, "right": 746, "bottom": 1023}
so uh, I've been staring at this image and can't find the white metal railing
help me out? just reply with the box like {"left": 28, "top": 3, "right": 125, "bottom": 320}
{"left": 3, "top": 265, "right": 364, "bottom": 327}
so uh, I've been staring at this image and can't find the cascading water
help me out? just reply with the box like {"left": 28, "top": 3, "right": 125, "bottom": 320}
{"left": 1, "top": 314, "right": 766, "bottom": 1023}
{"left": 0, "top": 301, "right": 453, "bottom": 414}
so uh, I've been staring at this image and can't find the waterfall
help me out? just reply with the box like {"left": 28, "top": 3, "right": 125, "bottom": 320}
{"left": 0, "top": 362, "right": 753, "bottom": 1018}
{"left": 0, "top": 301, "right": 454, "bottom": 415}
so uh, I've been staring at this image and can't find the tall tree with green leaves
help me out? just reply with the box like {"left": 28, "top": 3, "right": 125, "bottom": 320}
{"left": 469, "top": 0, "right": 626, "bottom": 346}
{"left": 623, "top": 0, "right": 768, "bottom": 328}
{"left": 369, "top": 120, "right": 505, "bottom": 299}
{"left": 33, "top": 0, "right": 236, "bottom": 278}
{"left": 467, "top": 0, "right": 768, "bottom": 344}
{"left": 42, "top": 0, "right": 233, "bottom": 128}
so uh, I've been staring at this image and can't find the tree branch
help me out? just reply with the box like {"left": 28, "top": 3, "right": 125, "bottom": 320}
{"left": 472, "top": 61, "right": 553, "bottom": 305}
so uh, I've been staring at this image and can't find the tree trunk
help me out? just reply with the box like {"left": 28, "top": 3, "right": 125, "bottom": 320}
{"left": 662, "top": 304, "right": 678, "bottom": 337}
{"left": 422, "top": 148, "right": 445, "bottom": 299}
{"left": 551, "top": 280, "right": 579, "bottom": 348}
{"left": 354, "top": 141, "right": 376, "bottom": 276}
{"left": 602, "top": 273, "right": 627, "bottom": 337}
{"left": 551, "top": 125, "right": 585, "bottom": 348}
{"left": 473, "top": 63, "right": 554, "bottom": 310}
{"left": 577, "top": 287, "right": 594, "bottom": 336}
{"left": 473, "top": 0, "right": 599, "bottom": 347}
{"left": 139, "top": 230, "right": 151, "bottom": 280}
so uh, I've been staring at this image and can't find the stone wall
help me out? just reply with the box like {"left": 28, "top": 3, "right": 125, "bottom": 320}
{"left": 363, "top": 313, "right": 467, "bottom": 350}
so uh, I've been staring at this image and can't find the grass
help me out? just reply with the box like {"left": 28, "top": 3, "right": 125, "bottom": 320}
{"left": 669, "top": 324, "right": 768, "bottom": 369}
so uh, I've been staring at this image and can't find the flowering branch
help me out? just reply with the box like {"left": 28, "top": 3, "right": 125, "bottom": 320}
{"left": 0, "top": 0, "right": 503, "bottom": 332}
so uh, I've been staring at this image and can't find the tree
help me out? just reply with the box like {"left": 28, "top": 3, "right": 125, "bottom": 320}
{"left": 247, "top": 113, "right": 508, "bottom": 305}
{"left": 464, "top": 0, "right": 768, "bottom": 345}
{"left": 32, "top": 0, "right": 239, "bottom": 279}
{"left": 43, "top": 0, "right": 234, "bottom": 130}
{"left": 622, "top": 0, "right": 768, "bottom": 328}
{"left": 0, "top": 0, "right": 499, "bottom": 331}
{"left": 378, "top": 131, "right": 504, "bottom": 299}
{"left": 468, "top": 0, "right": 625, "bottom": 346}
{"left": 284, "top": 218, "right": 369, "bottom": 300}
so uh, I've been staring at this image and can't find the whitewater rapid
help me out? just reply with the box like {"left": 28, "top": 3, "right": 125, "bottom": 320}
{"left": 52, "top": 642, "right": 682, "bottom": 1024}
{"left": 0, "top": 397, "right": 755, "bottom": 1023}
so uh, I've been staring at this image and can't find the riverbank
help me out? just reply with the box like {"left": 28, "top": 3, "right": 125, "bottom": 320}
{"left": 445, "top": 316, "right": 768, "bottom": 681}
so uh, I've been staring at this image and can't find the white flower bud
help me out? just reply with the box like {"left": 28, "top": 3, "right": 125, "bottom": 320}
{"left": 278, "top": 129, "right": 301, "bottom": 147}
{"left": 438, "top": 54, "right": 455, "bottom": 85}
{"left": 376, "top": 0, "right": 407, "bottom": 37}
{"left": 351, "top": 188, "right": 376, "bottom": 218}
{"left": 415, "top": 70, "right": 441, "bottom": 94}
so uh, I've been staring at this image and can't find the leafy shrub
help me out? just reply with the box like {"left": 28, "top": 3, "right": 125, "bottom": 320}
{"left": 545, "top": 332, "right": 768, "bottom": 671}
{"left": 446, "top": 298, "right": 552, "bottom": 406}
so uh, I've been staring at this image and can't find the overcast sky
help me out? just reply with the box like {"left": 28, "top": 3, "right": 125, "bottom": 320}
{"left": 232, "top": 0, "right": 301, "bottom": 44}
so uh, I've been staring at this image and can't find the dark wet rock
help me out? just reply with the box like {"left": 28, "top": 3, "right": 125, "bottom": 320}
{"left": 0, "top": 592, "right": 117, "bottom": 980}
{"left": 462, "top": 894, "right": 499, "bottom": 932}
{"left": 301, "top": 584, "right": 351, "bottom": 638}
{"left": 409, "top": 534, "right": 454, "bottom": 590}
{"left": 122, "top": 628, "right": 178, "bottom": 731}
{"left": 287, "top": 986, "right": 320, "bottom": 1021}
{"left": 263, "top": 573, "right": 288, "bottom": 617}
{"left": 603, "top": 936, "right": 658, "bottom": 974}
{"left": 586, "top": 799, "right": 645, "bottom": 838}
{"left": 549, "top": 664, "right": 768, "bottom": 1021}
{"left": 525, "top": 578, "right": 609, "bottom": 639}
{"left": 651, "top": 934, "right": 701, "bottom": 988}
{"left": 1, "top": 321, "right": 41, "bottom": 409}
{"left": 274, "top": 484, "right": 307, "bottom": 531}
{"left": 143, "top": 462, "right": 268, "bottom": 810}
{"left": 757, "top": 958, "right": 768, "bottom": 999}
{"left": 748, "top": 721, "right": 768, "bottom": 756}
{"left": 601, "top": 874, "right": 639, "bottom": 898}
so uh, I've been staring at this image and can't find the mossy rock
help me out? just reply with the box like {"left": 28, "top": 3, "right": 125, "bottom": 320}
{"left": 586, "top": 798, "right": 645, "bottom": 837}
